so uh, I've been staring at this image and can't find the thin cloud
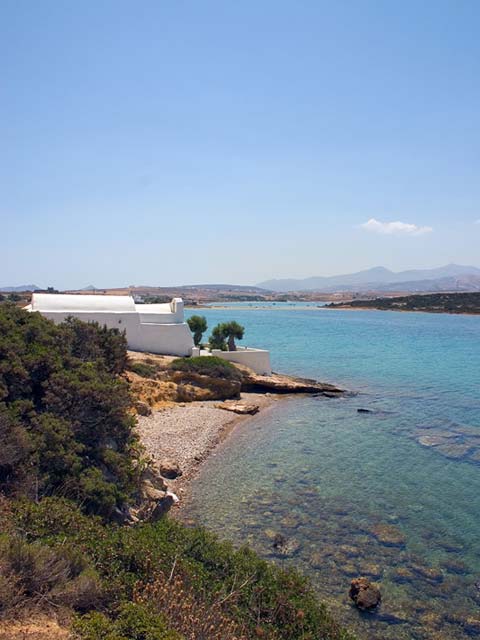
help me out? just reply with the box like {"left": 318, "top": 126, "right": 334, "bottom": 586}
{"left": 475, "top": 219, "right": 480, "bottom": 224}
{"left": 360, "top": 218, "right": 433, "bottom": 236}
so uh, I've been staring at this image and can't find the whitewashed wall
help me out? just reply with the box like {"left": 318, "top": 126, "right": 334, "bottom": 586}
{"left": 211, "top": 347, "right": 272, "bottom": 375}
{"left": 38, "top": 311, "right": 193, "bottom": 357}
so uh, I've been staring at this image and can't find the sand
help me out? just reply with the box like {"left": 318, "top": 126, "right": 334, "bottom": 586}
{"left": 136, "top": 392, "right": 279, "bottom": 501}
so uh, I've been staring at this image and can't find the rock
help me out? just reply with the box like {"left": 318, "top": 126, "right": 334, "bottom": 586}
{"left": 149, "top": 491, "right": 179, "bottom": 520}
{"left": 240, "top": 369, "right": 344, "bottom": 395}
{"left": 435, "top": 442, "right": 473, "bottom": 460}
{"left": 410, "top": 563, "right": 444, "bottom": 583}
{"left": 216, "top": 401, "right": 260, "bottom": 415}
{"left": 159, "top": 458, "right": 182, "bottom": 479}
{"left": 341, "top": 562, "right": 360, "bottom": 577}
{"left": 142, "top": 479, "right": 167, "bottom": 501}
{"left": 417, "top": 435, "right": 454, "bottom": 447}
{"left": 357, "top": 408, "right": 372, "bottom": 414}
{"left": 392, "top": 567, "right": 415, "bottom": 583}
{"left": 359, "top": 562, "right": 382, "bottom": 579}
{"left": 468, "top": 449, "right": 480, "bottom": 462}
{"left": 349, "top": 577, "right": 381, "bottom": 610}
{"left": 446, "top": 611, "right": 480, "bottom": 634}
{"left": 135, "top": 400, "right": 152, "bottom": 416}
{"left": 170, "top": 370, "right": 242, "bottom": 401}
{"left": 338, "top": 544, "right": 360, "bottom": 557}
{"left": 272, "top": 534, "right": 301, "bottom": 557}
{"left": 280, "top": 514, "right": 300, "bottom": 529}
{"left": 438, "top": 538, "right": 464, "bottom": 553}
{"left": 442, "top": 558, "right": 468, "bottom": 575}
{"left": 264, "top": 528, "right": 279, "bottom": 541}
{"left": 309, "top": 551, "right": 324, "bottom": 569}
{"left": 376, "top": 606, "right": 410, "bottom": 625}
{"left": 372, "top": 524, "right": 406, "bottom": 547}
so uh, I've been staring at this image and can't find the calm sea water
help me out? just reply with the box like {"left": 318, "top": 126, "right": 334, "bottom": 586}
{"left": 184, "top": 306, "right": 480, "bottom": 639}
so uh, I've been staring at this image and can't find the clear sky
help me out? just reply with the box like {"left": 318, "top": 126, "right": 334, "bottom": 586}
{"left": 2, "top": 1, "right": 479, "bottom": 289}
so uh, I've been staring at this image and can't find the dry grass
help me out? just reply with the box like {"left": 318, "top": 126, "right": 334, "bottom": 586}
{"left": 0, "top": 616, "right": 71, "bottom": 640}
{"left": 134, "top": 571, "right": 251, "bottom": 640}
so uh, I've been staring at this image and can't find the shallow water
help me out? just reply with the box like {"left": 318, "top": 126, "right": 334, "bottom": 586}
{"left": 184, "top": 307, "right": 480, "bottom": 639}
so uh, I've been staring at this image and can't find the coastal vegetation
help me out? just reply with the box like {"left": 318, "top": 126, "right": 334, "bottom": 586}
{"left": 170, "top": 356, "right": 243, "bottom": 381}
{"left": 327, "top": 291, "right": 480, "bottom": 314}
{"left": 186, "top": 315, "right": 207, "bottom": 346}
{"left": 0, "top": 303, "right": 354, "bottom": 639}
{"left": 209, "top": 321, "right": 245, "bottom": 351}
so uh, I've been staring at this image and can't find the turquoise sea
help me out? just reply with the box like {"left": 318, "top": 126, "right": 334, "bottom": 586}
{"left": 184, "top": 304, "right": 480, "bottom": 639}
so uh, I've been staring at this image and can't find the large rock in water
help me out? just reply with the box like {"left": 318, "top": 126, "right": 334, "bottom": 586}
{"left": 349, "top": 577, "right": 382, "bottom": 610}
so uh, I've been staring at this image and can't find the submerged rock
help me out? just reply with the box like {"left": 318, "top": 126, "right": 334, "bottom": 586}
{"left": 372, "top": 524, "right": 406, "bottom": 547}
{"left": 417, "top": 434, "right": 454, "bottom": 447}
{"left": 271, "top": 534, "right": 301, "bottom": 557}
{"left": 442, "top": 557, "right": 469, "bottom": 575}
{"left": 392, "top": 567, "right": 415, "bottom": 583}
{"left": 349, "top": 577, "right": 381, "bottom": 610}
{"left": 410, "top": 563, "right": 444, "bottom": 583}
{"left": 309, "top": 551, "right": 324, "bottom": 569}
{"left": 435, "top": 442, "right": 473, "bottom": 460}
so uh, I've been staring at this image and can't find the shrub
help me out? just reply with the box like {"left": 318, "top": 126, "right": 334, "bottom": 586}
{"left": 12, "top": 499, "right": 356, "bottom": 640}
{"left": 127, "top": 361, "right": 159, "bottom": 379}
{"left": 0, "top": 304, "right": 139, "bottom": 518}
{"left": 73, "top": 603, "right": 181, "bottom": 640}
{"left": 0, "top": 533, "right": 103, "bottom": 615}
{"left": 169, "top": 357, "right": 242, "bottom": 382}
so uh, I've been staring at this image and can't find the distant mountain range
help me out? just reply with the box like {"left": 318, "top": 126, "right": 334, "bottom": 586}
{"left": 257, "top": 264, "right": 480, "bottom": 293}
{"left": 0, "top": 284, "right": 40, "bottom": 292}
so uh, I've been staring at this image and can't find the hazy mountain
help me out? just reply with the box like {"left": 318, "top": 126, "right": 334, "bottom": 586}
{"left": 257, "top": 264, "right": 480, "bottom": 292}
{"left": 0, "top": 284, "right": 40, "bottom": 292}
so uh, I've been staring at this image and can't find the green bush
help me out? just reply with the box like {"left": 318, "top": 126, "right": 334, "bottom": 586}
{"left": 127, "top": 361, "right": 159, "bottom": 379}
{"left": 170, "top": 357, "right": 242, "bottom": 382}
{"left": 73, "top": 603, "right": 182, "bottom": 640}
{"left": 0, "top": 304, "right": 138, "bottom": 518}
{"left": 11, "top": 498, "right": 355, "bottom": 640}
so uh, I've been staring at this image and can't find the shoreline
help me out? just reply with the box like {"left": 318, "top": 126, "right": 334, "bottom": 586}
{"left": 325, "top": 305, "right": 480, "bottom": 316}
{"left": 136, "top": 392, "right": 284, "bottom": 508}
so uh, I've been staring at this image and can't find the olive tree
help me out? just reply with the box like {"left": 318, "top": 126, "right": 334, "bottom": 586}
{"left": 209, "top": 321, "right": 245, "bottom": 352}
{"left": 187, "top": 315, "right": 207, "bottom": 346}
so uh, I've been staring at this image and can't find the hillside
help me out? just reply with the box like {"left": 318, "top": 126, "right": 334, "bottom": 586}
{"left": 0, "top": 303, "right": 354, "bottom": 640}
{"left": 327, "top": 291, "right": 480, "bottom": 314}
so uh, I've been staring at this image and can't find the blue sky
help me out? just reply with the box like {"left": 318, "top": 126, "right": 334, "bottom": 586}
{"left": 2, "top": 1, "right": 479, "bottom": 289}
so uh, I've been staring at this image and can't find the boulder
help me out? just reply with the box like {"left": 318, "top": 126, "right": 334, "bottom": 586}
{"left": 149, "top": 491, "right": 180, "bottom": 520}
{"left": 216, "top": 401, "right": 260, "bottom": 415}
{"left": 349, "top": 577, "right": 381, "bottom": 610}
{"left": 142, "top": 479, "right": 167, "bottom": 501}
{"left": 271, "top": 534, "right": 301, "bottom": 557}
{"left": 135, "top": 401, "right": 152, "bottom": 416}
{"left": 159, "top": 458, "right": 182, "bottom": 479}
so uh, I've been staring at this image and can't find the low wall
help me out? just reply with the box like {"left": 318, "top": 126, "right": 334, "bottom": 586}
{"left": 211, "top": 347, "right": 272, "bottom": 375}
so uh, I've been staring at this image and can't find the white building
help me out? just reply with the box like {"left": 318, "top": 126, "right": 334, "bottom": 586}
{"left": 27, "top": 293, "right": 194, "bottom": 356}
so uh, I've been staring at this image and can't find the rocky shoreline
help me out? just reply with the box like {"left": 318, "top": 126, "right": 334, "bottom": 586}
{"left": 136, "top": 392, "right": 281, "bottom": 507}
{"left": 128, "top": 350, "right": 344, "bottom": 514}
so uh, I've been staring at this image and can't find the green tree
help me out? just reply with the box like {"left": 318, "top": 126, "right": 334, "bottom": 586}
{"left": 209, "top": 321, "right": 245, "bottom": 352}
{"left": 222, "top": 320, "right": 245, "bottom": 351}
{"left": 186, "top": 315, "right": 207, "bottom": 347}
